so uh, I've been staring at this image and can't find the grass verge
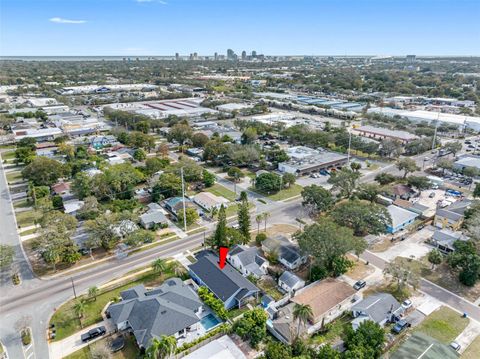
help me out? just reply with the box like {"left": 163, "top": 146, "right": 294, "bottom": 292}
{"left": 205, "top": 183, "right": 237, "bottom": 201}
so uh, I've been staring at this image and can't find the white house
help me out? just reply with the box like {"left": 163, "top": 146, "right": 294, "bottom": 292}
{"left": 227, "top": 245, "right": 268, "bottom": 278}
{"left": 278, "top": 271, "right": 305, "bottom": 294}
{"left": 193, "top": 192, "right": 229, "bottom": 212}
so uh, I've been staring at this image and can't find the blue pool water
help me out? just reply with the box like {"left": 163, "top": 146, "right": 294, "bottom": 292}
{"left": 200, "top": 313, "right": 221, "bottom": 331}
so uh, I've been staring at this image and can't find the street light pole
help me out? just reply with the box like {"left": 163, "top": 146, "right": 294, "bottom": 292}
{"left": 180, "top": 167, "right": 187, "bottom": 232}
{"left": 347, "top": 130, "right": 352, "bottom": 166}
{"left": 71, "top": 277, "right": 77, "bottom": 299}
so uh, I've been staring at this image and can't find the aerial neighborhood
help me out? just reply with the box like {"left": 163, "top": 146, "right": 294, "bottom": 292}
{"left": 1, "top": 47, "right": 480, "bottom": 359}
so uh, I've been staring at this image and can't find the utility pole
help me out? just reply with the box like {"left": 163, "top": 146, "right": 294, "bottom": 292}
{"left": 347, "top": 130, "right": 352, "bottom": 165}
{"left": 180, "top": 167, "right": 187, "bottom": 231}
{"left": 71, "top": 277, "right": 77, "bottom": 299}
{"left": 432, "top": 114, "right": 439, "bottom": 151}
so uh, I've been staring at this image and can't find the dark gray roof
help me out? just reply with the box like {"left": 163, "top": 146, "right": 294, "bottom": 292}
{"left": 432, "top": 229, "right": 468, "bottom": 250}
{"left": 140, "top": 211, "right": 167, "bottom": 225}
{"left": 437, "top": 199, "right": 472, "bottom": 221}
{"left": 189, "top": 252, "right": 259, "bottom": 302}
{"left": 108, "top": 278, "right": 202, "bottom": 348}
{"left": 279, "top": 245, "right": 302, "bottom": 264}
{"left": 436, "top": 208, "right": 463, "bottom": 221}
{"left": 278, "top": 271, "right": 303, "bottom": 289}
{"left": 351, "top": 293, "right": 402, "bottom": 324}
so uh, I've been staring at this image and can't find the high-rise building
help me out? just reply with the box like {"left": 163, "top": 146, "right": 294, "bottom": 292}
{"left": 251, "top": 50, "right": 257, "bottom": 58}
{"left": 175, "top": 53, "right": 179, "bottom": 61}
{"left": 406, "top": 55, "right": 416, "bottom": 64}
{"left": 189, "top": 53, "right": 194, "bottom": 61}
{"left": 227, "top": 48, "right": 235, "bottom": 60}
{"left": 241, "top": 50, "right": 247, "bottom": 60}
{"left": 214, "top": 52, "right": 218, "bottom": 61}
{"left": 193, "top": 52, "right": 198, "bottom": 60}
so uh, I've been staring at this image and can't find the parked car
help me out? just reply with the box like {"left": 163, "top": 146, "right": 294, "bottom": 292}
{"left": 429, "top": 192, "right": 435, "bottom": 198}
{"left": 81, "top": 326, "right": 106, "bottom": 342}
{"left": 353, "top": 280, "right": 366, "bottom": 290}
{"left": 417, "top": 225, "right": 425, "bottom": 231}
{"left": 392, "top": 320, "right": 411, "bottom": 334}
{"left": 449, "top": 341, "right": 461, "bottom": 352}
{"left": 319, "top": 169, "right": 330, "bottom": 176}
{"left": 402, "top": 299, "right": 412, "bottom": 310}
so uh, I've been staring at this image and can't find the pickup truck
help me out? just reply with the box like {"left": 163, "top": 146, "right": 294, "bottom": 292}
{"left": 81, "top": 326, "right": 106, "bottom": 342}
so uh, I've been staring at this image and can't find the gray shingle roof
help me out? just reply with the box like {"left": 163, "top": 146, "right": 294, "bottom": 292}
{"left": 279, "top": 271, "right": 302, "bottom": 289}
{"left": 189, "top": 252, "right": 259, "bottom": 302}
{"left": 229, "top": 245, "right": 267, "bottom": 277}
{"left": 351, "top": 293, "right": 402, "bottom": 324}
{"left": 108, "top": 278, "right": 202, "bottom": 348}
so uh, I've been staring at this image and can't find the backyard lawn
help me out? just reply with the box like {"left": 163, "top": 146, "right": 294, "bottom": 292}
{"left": 257, "top": 277, "right": 284, "bottom": 301}
{"left": 50, "top": 266, "right": 179, "bottom": 341}
{"left": 413, "top": 306, "right": 469, "bottom": 344}
{"left": 205, "top": 183, "right": 237, "bottom": 201}
{"left": 309, "top": 314, "right": 352, "bottom": 345}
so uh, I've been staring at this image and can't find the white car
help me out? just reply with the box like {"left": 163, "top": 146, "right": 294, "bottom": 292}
{"left": 402, "top": 299, "right": 412, "bottom": 310}
{"left": 449, "top": 341, "right": 461, "bottom": 351}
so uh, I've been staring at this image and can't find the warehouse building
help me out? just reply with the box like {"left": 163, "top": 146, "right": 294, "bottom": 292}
{"left": 353, "top": 125, "right": 418, "bottom": 143}
{"left": 278, "top": 146, "right": 348, "bottom": 176}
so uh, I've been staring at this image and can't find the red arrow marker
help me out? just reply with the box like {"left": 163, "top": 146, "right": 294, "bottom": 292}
{"left": 219, "top": 246, "right": 229, "bottom": 269}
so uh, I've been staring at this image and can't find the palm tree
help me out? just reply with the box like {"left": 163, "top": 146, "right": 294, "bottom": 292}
{"left": 263, "top": 212, "right": 271, "bottom": 232}
{"left": 293, "top": 303, "right": 313, "bottom": 338}
{"left": 152, "top": 258, "right": 167, "bottom": 277}
{"left": 169, "top": 261, "right": 186, "bottom": 278}
{"left": 88, "top": 286, "right": 99, "bottom": 301}
{"left": 255, "top": 214, "right": 263, "bottom": 234}
{"left": 146, "top": 335, "right": 177, "bottom": 359}
{"left": 73, "top": 299, "right": 86, "bottom": 327}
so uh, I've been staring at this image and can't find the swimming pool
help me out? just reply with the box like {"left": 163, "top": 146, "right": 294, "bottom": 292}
{"left": 200, "top": 313, "right": 221, "bottom": 331}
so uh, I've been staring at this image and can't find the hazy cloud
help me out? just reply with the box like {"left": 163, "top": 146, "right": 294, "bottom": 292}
{"left": 135, "top": 0, "right": 167, "bottom": 4}
{"left": 49, "top": 17, "right": 87, "bottom": 24}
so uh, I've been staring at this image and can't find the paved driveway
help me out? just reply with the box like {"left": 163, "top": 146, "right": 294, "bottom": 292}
{"left": 376, "top": 227, "right": 434, "bottom": 262}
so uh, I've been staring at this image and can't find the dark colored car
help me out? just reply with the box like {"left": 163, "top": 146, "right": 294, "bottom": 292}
{"left": 392, "top": 320, "right": 411, "bottom": 334}
{"left": 81, "top": 326, "right": 106, "bottom": 342}
{"left": 319, "top": 169, "right": 330, "bottom": 176}
{"left": 353, "top": 280, "right": 366, "bottom": 290}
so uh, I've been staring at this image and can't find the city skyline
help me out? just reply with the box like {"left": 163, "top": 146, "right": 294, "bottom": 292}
{"left": 1, "top": 0, "right": 479, "bottom": 56}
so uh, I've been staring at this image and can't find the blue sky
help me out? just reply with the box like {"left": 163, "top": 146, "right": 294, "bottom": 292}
{"left": 1, "top": 0, "right": 479, "bottom": 56}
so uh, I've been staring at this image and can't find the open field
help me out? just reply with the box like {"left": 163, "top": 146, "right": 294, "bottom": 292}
{"left": 205, "top": 183, "right": 237, "bottom": 201}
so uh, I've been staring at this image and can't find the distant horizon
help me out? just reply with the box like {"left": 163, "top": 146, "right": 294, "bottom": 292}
{"left": 1, "top": 0, "right": 479, "bottom": 56}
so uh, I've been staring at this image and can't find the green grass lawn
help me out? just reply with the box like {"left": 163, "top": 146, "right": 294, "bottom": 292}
{"left": 1, "top": 151, "right": 16, "bottom": 161}
{"left": 462, "top": 334, "right": 480, "bottom": 359}
{"left": 257, "top": 278, "right": 284, "bottom": 301}
{"left": 414, "top": 306, "right": 469, "bottom": 344}
{"left": 16, "top": 210, "right": 40, "bottom": 228}
{"left": 205, "top": 183, "right": 237, "bottom": 201}
{"left": 257, "top": 184, "right": 303, "bottom": 201}
{"left": 50, "top": 268, "right": 178, "bottom": 341}
{"left": 6, "top": 171, "right": 23, "bottom": 183}
{"left": 13, "top": 199, "right": 32, "bottom": 209}
{"left": 227, "top": 307, "right": 249, "bottom": 319}
{"left": 19, "top": 227, "right": 37, "bottom": 237}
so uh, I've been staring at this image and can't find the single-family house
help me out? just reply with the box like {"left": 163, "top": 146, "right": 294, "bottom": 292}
{"left": 392, "top": 184, "right": 416, "bottom": 200}
{"left": 430, "top": 229, "right": 468, "bottom": 253}
{"left": 51, "top": 181, "right": 73, "bottom": 200}
{"left": 112, "top": 219, "right": 139, "bottom": 238}
{"left": 182, "top": 335, "right": 246, "bottom": 359}
{"left": 351, "top": 293, "right": 403, "bottom": 330}
{"left": 278, "top": 271, "right": 305, "bottom": 294}
{"left": 386, "top": 205, "right": 419, "bottom": 233}
{"left": 106, "top": 278, "right": 204, "bottom": 350}
{"left": 227, "top": 245, "right": 268, "bottom": 278}
{"left": 269, "top": 278, "right": 357, "bottom": 343}
{"left": 63, "top": 199, "right": 84, "bottom": 215}
{"left": 193, "top": 192, "right": 229, "bottom": 212}
{"left": 164, "top": 197, "right": 198, "bottom": 218}
{"left": 262, "top": 235, "right": 307, "bottom": 270}
{"left": 291, "top": 279, "right": 357, "bottom": 329}
{"left": 188, "top": 251, "right": 260, "bottom": 309}
{"left": 434, "top": 199, "right": 471, "bottom": 230}
{"left": 140, "top": 210, "right": 168, "bottom": 230}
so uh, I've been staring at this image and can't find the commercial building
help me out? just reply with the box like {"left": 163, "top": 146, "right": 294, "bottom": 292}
{"left": 278, "top": 146, "right": 348, "bottom": 176}
{"left": 367, "top": 107, "right": 480, "bottom": 131}
{"left": 453, "top": 154, "right": 480, "bottom": 172}
{"left": 216, "top": 103, "right": 252, "bottom": 113}
{"left": 353, "top": 125, "right": 418, "bottom": 143}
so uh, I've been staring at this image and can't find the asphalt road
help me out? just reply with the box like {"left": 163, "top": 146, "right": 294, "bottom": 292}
{"left": 0, "top": 145, "right": 474, "bottom": 358}
{"left": 362, "top": 250, "right": 480, "bottom": 322}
